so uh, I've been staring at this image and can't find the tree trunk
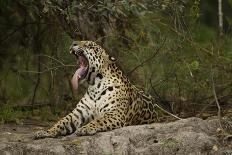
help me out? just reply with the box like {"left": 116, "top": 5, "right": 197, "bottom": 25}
{"left": 218, "top": 0, "right": 223, "bottom": 37}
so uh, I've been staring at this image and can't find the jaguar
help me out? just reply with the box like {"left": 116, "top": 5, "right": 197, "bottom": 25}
{"left": 34, "top": 41, "right": 161, "bottom": 139}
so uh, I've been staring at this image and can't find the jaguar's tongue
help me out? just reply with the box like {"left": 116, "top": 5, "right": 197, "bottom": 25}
{"left": 71, "top": 57, "right": 88, "bottom": 90}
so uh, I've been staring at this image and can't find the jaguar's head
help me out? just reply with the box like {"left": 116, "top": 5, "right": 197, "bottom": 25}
{"left": 69, "top": 41, "right": 115, "bottom": 90}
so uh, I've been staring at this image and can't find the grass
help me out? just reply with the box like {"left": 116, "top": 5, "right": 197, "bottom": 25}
{"left": 0, "top": 104, "right": 58, "bottom": 124}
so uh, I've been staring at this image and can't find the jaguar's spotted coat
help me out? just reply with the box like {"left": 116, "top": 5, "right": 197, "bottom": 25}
{"left": 34, "top": 41, "right": 159, "bottom": 139}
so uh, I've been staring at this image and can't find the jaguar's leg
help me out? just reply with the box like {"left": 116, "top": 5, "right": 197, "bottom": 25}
{"left": 34, "top": 100, "right": 93, "bottom": 139}
{"left": 75, "top": 109, "right": 125, "bottom": 136}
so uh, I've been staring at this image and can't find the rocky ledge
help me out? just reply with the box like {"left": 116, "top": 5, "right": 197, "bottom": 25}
{"left": 0, "top": 117, "right": 231, "bottom": 155}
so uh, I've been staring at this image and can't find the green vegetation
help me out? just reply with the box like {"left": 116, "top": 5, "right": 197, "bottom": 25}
{"left": 0, "top": 0, "right": 232, "bottom": 123}
{"left": 0, "top": 104, "right": 63, "bottom": 124}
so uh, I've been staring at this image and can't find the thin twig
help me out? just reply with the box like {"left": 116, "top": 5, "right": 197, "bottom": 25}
{"left": 211, "top": 66, "right": 223, "bottom": 129}
{"left": 157, "top": 21, "right": 213, "bottom": 56}
{"left": 128, "top": 38, "right": 166, "bottom": 76}
{"left": 149, "top": 78, "right": 171, "bottom": 110}
{"left": 0, "top": 22, "right": 54, "bottom": 45}
{"left": 149, "top": 78, "right": 180, "bottom": 120}
{"left": 19, "top": 65, "right": 75, "bottom": 74}
{"left": 36, "top": 54, "right": 66, "bottom": 66}
{"left": 199, "top": 94, "right": 232, "bottom": 116}
{"left": 154, "top": 104, "right": 182, "bottom": 120}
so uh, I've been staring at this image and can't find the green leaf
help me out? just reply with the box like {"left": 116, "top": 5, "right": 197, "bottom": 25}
{"left": 190, "top": 60, "right": 199, "bottom": 70}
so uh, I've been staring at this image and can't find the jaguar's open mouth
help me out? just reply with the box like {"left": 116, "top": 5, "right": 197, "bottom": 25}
{"left": 70, "top": 49, "right": 89, "bottom": 90}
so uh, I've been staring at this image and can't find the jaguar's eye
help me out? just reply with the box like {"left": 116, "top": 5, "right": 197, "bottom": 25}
{"left": 73, "top": 43, "right": 77, "bottom": 46}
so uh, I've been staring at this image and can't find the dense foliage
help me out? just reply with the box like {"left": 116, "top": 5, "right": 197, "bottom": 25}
{"left": 0, "top": 0, "right": 232, "bottom": 123}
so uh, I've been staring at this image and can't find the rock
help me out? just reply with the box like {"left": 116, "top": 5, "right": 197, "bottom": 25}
{"left": 0, "top": 117, "right": 230, "bottom": 155}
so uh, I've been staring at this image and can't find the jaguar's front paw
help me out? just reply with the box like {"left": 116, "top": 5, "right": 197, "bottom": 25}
{"left": 75, "top": 127, "right": 97, "bottom": 136}
{"left": 33, "top": 130, "right": 49, "bottom": 140}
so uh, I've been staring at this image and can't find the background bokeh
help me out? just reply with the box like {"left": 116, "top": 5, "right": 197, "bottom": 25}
{"left": 0, "top": 0, "right": 232, "bottom": 123}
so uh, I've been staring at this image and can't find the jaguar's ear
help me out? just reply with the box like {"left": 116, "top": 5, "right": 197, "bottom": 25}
{"left": 109, "top": 55, "right": 117, "bottom": 62}
{"left": 102, "top": 52, "right": 117, "bottom": 64}
{"left": 109, "top": 55, "right": 117, "bottom": 63}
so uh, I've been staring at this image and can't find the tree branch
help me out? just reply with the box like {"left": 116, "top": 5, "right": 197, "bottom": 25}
{"left": 211, "top": 66, "right": 223, "bottom": 130}
{"left": 127, "top": 38, "right": 166, "bottom": 76}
